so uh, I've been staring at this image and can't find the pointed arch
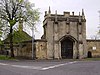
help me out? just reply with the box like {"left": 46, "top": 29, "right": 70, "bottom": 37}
{"left": 59, "top": 35, "right": 77, "bottom": 59}
{"left": 59, "top": 35, "right": 77, "bottom": 42}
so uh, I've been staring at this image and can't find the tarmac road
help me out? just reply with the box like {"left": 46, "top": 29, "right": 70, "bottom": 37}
{"left": 0, "top": 60, "right": 100, "bottom": 75}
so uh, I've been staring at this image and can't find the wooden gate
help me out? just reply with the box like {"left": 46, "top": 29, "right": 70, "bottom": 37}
{"left": 61, "top": 38, "right": 73, "bottom": 59}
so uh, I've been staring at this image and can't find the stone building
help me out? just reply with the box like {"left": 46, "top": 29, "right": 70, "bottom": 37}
{"left": 87, "top": 39, "right": 100, "bottom": 58}
{"left": 35, "top": 8, "right": 87, "bottom": 59}
{"left": 2, "top": 8, "right": 100, "bottom": 59}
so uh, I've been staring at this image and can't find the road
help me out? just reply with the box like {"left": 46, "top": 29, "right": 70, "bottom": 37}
{"left": 0, "top": 60, "right": 100, "bottom": 75}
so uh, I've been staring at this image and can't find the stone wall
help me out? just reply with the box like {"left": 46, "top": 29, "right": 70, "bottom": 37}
{"left": 87, "top": 40, "right": 100, "bottom": 57}
{"left": 15, "top": 40, "right": 47, "bottom": 59}
{"left": 35, "top": 40, "right": 47, "bottom": 59}
{"left": 16, "top": 41, "right": 32, "bottom": 59}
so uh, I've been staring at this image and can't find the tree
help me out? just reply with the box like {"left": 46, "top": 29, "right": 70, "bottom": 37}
{"left": 0, "top": 0, "right": 40, "bottom": 57}
{"left": 0, "top": 20, "right": 3, "bottom": 38}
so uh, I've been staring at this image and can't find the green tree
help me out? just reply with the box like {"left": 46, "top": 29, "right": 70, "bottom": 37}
{"left": 0, "top": 19, "right": 7, "bottom": 43}
{"left": 0, "top": 20, "right": 3, "bottom": 38}
{"left": 0, "top": 0, "right": 40, "bottom": 57}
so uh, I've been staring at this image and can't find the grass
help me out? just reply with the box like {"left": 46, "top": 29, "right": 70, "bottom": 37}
{"left": 84, "top": 58, "right": 100, "bottom": 61}
{"left": 0, "top": 55, "right": 100, "bottom": 61}
{"left": 59, "top": 58, "right": 100, "bottom": 61}
{"left": 0, "top": 55, "right": 16, "bottom": 60}
{"left": 71, "top": 58, "right": 100, "bottom": 61}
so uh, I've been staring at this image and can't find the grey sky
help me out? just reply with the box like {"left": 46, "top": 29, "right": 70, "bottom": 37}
{"left": 29, "top": 0, "right": 100, "bottom": 39}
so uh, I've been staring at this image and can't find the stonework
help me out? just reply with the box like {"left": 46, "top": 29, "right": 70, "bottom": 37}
{"left": 16, "top": 41, "right": 32, "bottom": 58}
{"left": 2, "top": 8, "right": 100, "bottom": 59}
{"left": 35, "top": 40, "right": 47, "bottom": 59}
{"left": 38, "top": 8, "right": 87, "bottom": 59}
{"left": 13, "top": 8, "right": 100, "bottom": 59}
{"left": 87, "top": 40, "right": 100, "bottom": 57}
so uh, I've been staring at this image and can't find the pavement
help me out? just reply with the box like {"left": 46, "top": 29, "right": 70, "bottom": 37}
{"left": 0, "top": 59, "right": 100, "bottom": 75}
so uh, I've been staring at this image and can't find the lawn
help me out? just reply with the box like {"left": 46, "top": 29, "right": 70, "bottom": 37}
{"left": 0, "top": 55, "right": 100, "bottom": 61}
{"left": 0, "top": 55, "right": 15, "bottom": 60}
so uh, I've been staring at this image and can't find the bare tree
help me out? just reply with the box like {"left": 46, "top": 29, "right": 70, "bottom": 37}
{"left": 0, "top": 0, "right": 40, "bottom": 57}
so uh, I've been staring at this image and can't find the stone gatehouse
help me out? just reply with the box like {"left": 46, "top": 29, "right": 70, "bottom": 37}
{"left": 35, "top": 8, "right": 87, "bottom": 59}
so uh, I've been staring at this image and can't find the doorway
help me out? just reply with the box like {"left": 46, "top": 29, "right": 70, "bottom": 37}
{"left": 87, "top": 51, "right": 92, "bottom": 58}
{"left": 61, "top": 38, "right": 73, "bottom": 59}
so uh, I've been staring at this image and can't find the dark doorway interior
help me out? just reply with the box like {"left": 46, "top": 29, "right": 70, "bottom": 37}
{"left": 87, "top": 51, "right": 92, "bottom": 58}
{"left": 61, "top": 38, "right": 73, "bottom": 59}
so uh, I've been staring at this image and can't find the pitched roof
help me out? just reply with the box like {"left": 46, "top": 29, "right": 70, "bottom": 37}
{"left": 4, "top": 31, "right": 32, "bottom": 44}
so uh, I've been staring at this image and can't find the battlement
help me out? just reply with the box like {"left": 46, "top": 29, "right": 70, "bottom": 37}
{"left": 44, "top": 7, "right": 86, "bottom": 23}
{"left": 44, "top": 11, "right": 83, "bottom": 17}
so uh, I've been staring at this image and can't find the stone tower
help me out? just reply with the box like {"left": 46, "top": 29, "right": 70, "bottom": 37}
{"left": 42, "top": 7, "right": 87, "bottom": 59}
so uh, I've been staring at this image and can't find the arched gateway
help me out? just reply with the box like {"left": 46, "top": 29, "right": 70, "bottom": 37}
{"left": 60, "top": 36, "right": 76, "bottom": 59}
{"left": 61, "top": 38, "right": 74, "bottom": 59}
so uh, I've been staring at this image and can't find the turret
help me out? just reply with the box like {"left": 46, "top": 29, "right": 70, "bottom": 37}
{"left": 55, "top": 10, "right": 58, "bottom": 22}
{"left": 79, "top": 12, "right": 81, "bottom": 23}
{"left": 48, "top": 6, "right": 51, "bottom": 14}
{"left": 82, "top": 9, "right": 85, "bottom": 19}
